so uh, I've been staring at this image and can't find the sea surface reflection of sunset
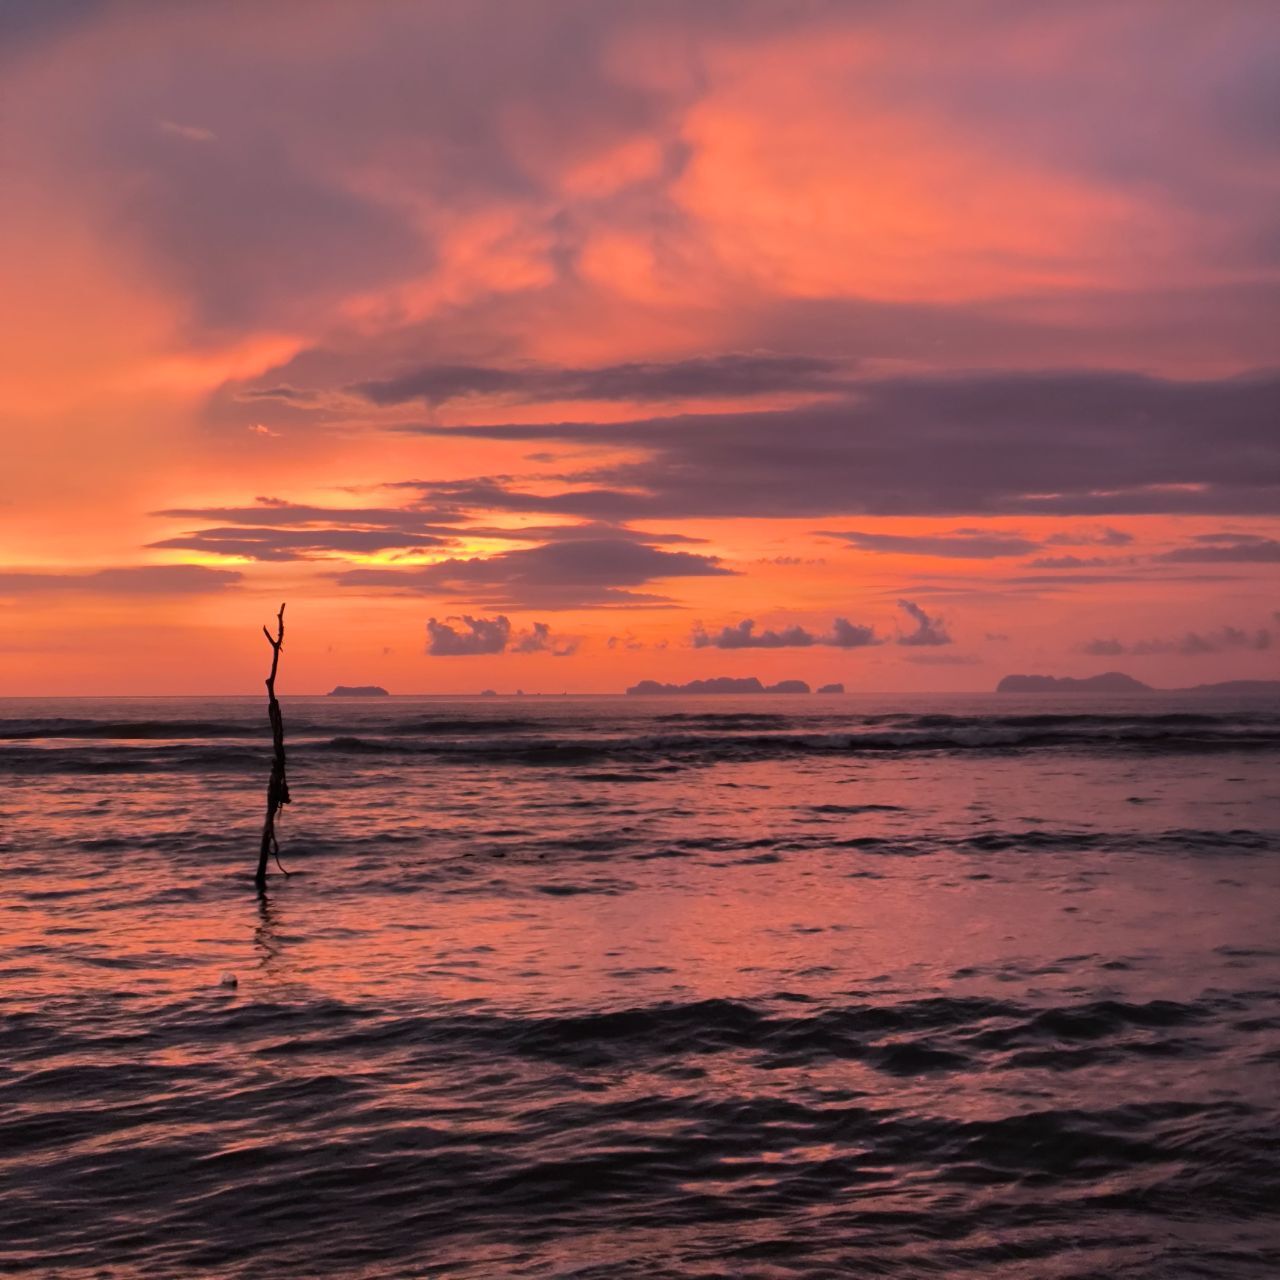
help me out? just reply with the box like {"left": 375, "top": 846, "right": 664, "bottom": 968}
{"left": 2, "top": 694, "right": 1278, "bottom": 1276}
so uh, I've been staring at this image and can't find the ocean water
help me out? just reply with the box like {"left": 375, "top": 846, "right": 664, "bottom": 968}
{"left": 2, "top": 692, "right": 1279, "bottom": 1278}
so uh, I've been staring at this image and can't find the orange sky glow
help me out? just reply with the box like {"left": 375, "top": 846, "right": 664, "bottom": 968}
{"left": 1, "top": 1, "right": 1277, "bottom": 694}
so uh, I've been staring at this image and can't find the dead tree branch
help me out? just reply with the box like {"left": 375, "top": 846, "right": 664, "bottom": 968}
{"left": 256, "top": 602, "right": 291, "bottom": 889}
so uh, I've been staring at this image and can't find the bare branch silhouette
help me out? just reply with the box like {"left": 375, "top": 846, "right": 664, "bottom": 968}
{"left": 256, "top": 602, "right": 292, "bottom": 890}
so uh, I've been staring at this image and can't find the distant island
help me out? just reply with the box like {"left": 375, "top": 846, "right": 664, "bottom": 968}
{"left": 998, "top": 672, "right": 1280, "bottom": 696}
{"left": 817, "top": 682, "right": 845, "bottom": 694}
{"left": 627, "top": 676, "right": 811, "bottom": 696}
{"left": 998, "top": 672, "right": 1149, "bottom": 693}
{"left": 327, "top": 685, "right": 390, "bottom": 697}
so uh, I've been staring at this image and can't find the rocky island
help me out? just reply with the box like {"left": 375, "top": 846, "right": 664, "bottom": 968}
{"left": 997, "top": 672, "right": 1149, "bottom": 693}
{"left": 627, "top": 676, "right": 811, "bottom": 696}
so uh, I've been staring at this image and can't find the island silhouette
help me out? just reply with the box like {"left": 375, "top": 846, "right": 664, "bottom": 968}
{"left": 627, "top": 676, "right": 811, "bottom": 695}
{"left": 998, "top": 672, "right": 1280, "bottom": 695}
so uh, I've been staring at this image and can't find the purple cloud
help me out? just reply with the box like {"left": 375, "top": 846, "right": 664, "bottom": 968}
{"left": 692, "top": 616, "right": 881, "bottom": 649}
{"left": 425, "top": 615, "right": 578, "bottom": 657}
{"left": 693, "top": 619, "right": 817, "bottom": 649}
{"left": 1027, "top": 555, "right": 1122, "bottom": 569}
{"left": 0, "top": 565, "right": 242, "bottom": 595}
{"left": 151, "top": 526, "right": 452, "bottom": 562}
{"left": 829, "top": 618, "right": 880, "bottom": 648}
{"left": 510, "top": 621, "right": 580, "bottom": 657}
{"left": 351, "top": 354, "right": 849, "bottom": 407}
{"left": 823, "top": 528, "right": 1038, "bottom": 558}
{"left": 401, "top": 370, "right": 1280, "bottom": 518}
{"left": 337, "top": 537, "right": 732, "bottom": 609}
{"left": 1156, "top": 534, "right": 1280, "bottom": 563}
{"left": 1082, "top": 625, "right": 1271, "bottom": 657}
{"left": 1044, "top": 527, "right": 1133, "bottom": 547}
{"left": 896, "top": 599, "right": 951, "bottom": 647}
{"left": 426, "top": 615, "right": 512, "bottom": 656}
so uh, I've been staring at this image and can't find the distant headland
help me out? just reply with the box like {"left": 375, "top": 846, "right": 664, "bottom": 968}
{"left": 997, "top": 672, "right": 1148, "bottom": 693}
{"left": 997, "top": 672, "right": 1280, "bottom": 695}
{"left": 627, "top": 676, "right": 811, "bottom": 696}
{"left": 327, "top": 685, "right": 390, "bottom": 697}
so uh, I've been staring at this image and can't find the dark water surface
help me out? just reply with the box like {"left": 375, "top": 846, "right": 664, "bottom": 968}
{"left": 2, "top": 693, "right": 1279, "bottom": 1277}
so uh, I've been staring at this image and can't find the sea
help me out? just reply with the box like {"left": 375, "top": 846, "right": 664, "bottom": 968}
{"left": 1, "top": 692, "right": 1278, "bottom": 1278}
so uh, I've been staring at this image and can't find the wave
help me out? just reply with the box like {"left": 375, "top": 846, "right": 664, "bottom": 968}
{"left": 5, "top": 715, "right": 1280, "bottom": 775}
{"left": 1, "top": 989, "right": 1250, "bottom": 1079}
{"left": 3, "top": 982, "right": 1277, "bottom": 1277}
{"left": 384, "top": 716, "right": 544, "bottom": 735}
{"left": 0, "top": 715, "right": 550, "bottom": 741}
{"left": 0, "top": 718, "right": 268, "bottom": 741}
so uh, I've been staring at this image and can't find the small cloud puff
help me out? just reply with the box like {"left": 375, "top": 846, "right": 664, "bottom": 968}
{"left": 1080, "top": 625, "right": 1271, "bottom": 657}
{"left": 425, "top": 615, "right": 578, "bottom": 656}
{"left": 896, "top": 600, "right": 951, "bottom": 646}
{"left": 691, "top": 617, "right": 879, "bottom": 650}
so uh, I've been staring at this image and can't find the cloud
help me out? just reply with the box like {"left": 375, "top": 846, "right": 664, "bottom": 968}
{"left": 1080, "top": 637, "right": 1126, "bottom": 656}
{"left": 154, "top": 500, "right": 467, "bottom": 528}
{"left": 150, "top": 499, "right": 463, "bottom": 561}
{"left": 896, "top": 599, "right": 951, "bottom": 646}
{"left": 128, "top": 127, "right": 426, "bottom": 336}
{"left": 693, "top": 619, "right": 816, "bottom": 649}
{"left": 21, "top": 0, "right": 1280, "bottom": 364}
{"left": 19, "top": 2, "right": 697, "bottom": 337}
{"left": 151, "top": 526, "right": 451, "bottom": 562}
{"left": 158, "top": 120, "right": 216, "bottom": 144}
{"left": 1081, "top": 626, "right": 1272, "bottom": 657}
{"left": 459, "top": 522, "right": 706, "bottom": 546}
{"left": 425, "top": 615, "right": 578, "bottom": 657}
{"left": 692, "top": 616, "right": 880, "bottom": 649}
{"left": 823, "top": 528, "right": 1038, "bottom": 558}
{"left": 510, "top": 621, "right": 580, "bottom": 656}
{"left": 828, "top": 618, "right": 880, "bottom": 648}
{"left": 12, "top": 2, "right": 1280, "bottom": 689}
{"left": 402, "top": 370, "right": 1280, "bottom": 518}
{"left": 426, "top": 615, "right": 511, "bottom": 656}
{"left": 0, "top": 0, "right": 113, "bottom": 60}
{"left": 238, "top": 386, "right": 322, "bottom": 405}
{"left": 1155, "top": 533, "right": 1280, "bottom": 563}
{"left": 351, "top": 353, "right": 849, "bottom": 407}
{"left": 335, "top": 536, "right": 732, "bottom": 609}
{"left": 0, "top": 565, "right": 242, "bottom": 595}
{"left": 155, "top": 494, "right": 463, "bottom": 524}
{"left": 151, "top": 498, "right": 706, "bottom": 562}
{"left": 1026, "top": 555, "right": 1121, "bottom": 569}
{"left": 1008, "top": 572, "right": 1234, "bottom": 587}
{"left": 1044, "top": 527, "right": 1133, "bottom": 547}
{"left": 606, "top": 631, "right": 649, "bottom": 652}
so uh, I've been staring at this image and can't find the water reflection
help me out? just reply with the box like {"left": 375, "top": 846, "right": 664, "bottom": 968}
{"left": 2, "top": 694, "right": 1278, "bottom": 1277}
{"left": 254, "top": 889, "right": 286, "bottom": 977}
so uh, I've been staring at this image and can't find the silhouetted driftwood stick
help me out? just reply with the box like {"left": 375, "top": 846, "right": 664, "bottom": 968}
{"left": 256, "top": 603, "right": 291, "bottom": 889}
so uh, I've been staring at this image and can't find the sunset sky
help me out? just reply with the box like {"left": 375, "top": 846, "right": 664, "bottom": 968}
{"left": 2, "top": 0, "right": 1277, "bottom": 695}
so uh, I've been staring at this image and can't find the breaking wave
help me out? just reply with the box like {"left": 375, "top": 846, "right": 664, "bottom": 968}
{"left": 5, "top": 706, "right": 1279, "bottom": 774}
